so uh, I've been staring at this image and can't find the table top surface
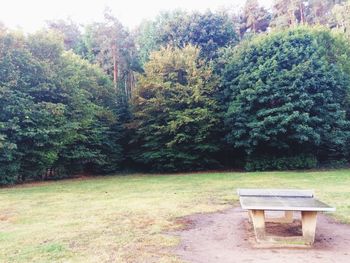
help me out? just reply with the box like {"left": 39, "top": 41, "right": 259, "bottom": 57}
{"left": 238, "top": 188, "right": 335, "bottom": 212}
{"left": 237, "top": 189, "right": 314, "bottom": 198}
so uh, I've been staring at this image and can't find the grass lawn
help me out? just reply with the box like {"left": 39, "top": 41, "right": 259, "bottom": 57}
{"left": 1, "top": 169, "right": 350, "bottom": 262}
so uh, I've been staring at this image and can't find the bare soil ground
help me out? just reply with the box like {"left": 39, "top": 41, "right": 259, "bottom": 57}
{"left": 173, "top": 207, "right": 350, "bottom": 263}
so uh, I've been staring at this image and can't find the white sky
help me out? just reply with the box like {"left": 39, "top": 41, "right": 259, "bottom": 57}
{"left": 0, "top": 0, "right": 273, "bottom": 32}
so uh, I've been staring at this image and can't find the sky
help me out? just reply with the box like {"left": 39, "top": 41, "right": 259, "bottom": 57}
{"left": 0, "top": 0, "right": 273, "bottom": 32}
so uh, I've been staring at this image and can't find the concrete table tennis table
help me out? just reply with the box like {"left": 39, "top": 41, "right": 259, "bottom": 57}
{"left": 237, "top": 189, "right": 336, "bottom": 246}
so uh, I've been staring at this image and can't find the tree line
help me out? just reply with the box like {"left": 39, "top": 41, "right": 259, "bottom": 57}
{"left": 1, "top": 0, "right": 350, "bottom": 184}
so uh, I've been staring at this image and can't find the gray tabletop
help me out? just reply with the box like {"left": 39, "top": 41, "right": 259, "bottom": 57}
{"left": 237, "top": 189, "right": 314, "bottom": 198}
{"left": 239, "top": 196, "right": 336, "bottom": 212}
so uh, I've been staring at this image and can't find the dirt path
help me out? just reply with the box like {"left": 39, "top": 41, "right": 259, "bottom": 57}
{"left": 173, "top": 207, "right": 350, "bottom": 263}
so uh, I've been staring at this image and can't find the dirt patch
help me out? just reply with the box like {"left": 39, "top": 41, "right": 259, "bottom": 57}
{"left": 0, "top": 215, "right": 10, "bottom": 221}
{"left": 172, "top": 207, "right": 350, "bottom": 263}
{"left": 173, "top": 218, "right": 196, "bottom": 231}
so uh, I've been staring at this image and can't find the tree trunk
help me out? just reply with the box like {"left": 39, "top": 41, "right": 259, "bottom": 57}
{"left": 299, "top": 2, "right": 305, "bottom": 24}
{"left": 112, "top": 44, "right": 118, "bottom": 88}
{"left": 124, "top": 76, "right": 128, "bottom": 99}
{"left": 130, "top": 71, "right": 135, "bottom": 98}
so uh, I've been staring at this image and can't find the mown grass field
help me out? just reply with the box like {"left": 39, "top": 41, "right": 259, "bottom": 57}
{"left": 1, "top": 169, "right": 350, "bottom": 262}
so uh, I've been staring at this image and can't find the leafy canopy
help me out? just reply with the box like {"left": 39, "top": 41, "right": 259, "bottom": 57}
{"left": 0, "top": 30, "right": 124, "bottom": 184}
{"left": 130, "top": 45, "right": 220, "bottom": 171}
{"left": 136, "top": 10, "right": 238, "bottom": 64}
{"left": 222, "top": 27, "right": 350, "bottom": 163}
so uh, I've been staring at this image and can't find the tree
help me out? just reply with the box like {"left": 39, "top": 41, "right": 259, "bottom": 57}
{"left": 222, "top": 27, "right": 350, "bottom": 169}
{"left": 332, "top": 1, "right": 350, "bottom": 39}
{"left": 134, "top": 20, "right": 159, "bottom": 66}
{"left": 271, "top": 0, "right": 306, "bottom": 28}
{"left": 130, "top": 45, "right": 220, "bottom": 171}
{"left": 241, "top": 0, "right": 271, "bottom": 36}
{"left": 271, "top": 0, "right": 345, "bottom": 29}
{"left": 79, "top": 10, "right": 138, "bottom": 100}
{"left": 0, "top": 28, "right": 124, "bottom": 184}
{"left": 57, "top": 51, "right": 124, "bottom": 174}
{"left": 135, "top": 10, "right": 238, "bottom": 63}
{"left": 46, "top": 18, "right": 82, "bottom": 51}
{"left": 306, "top": 0, "right": 340, "bottom": 26}
{"left": 0, "top": 30, "right": 69, "bottom": 182}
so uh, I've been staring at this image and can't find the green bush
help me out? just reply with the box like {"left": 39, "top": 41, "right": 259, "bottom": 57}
{"left": 245, "top": 154, "right": 318, "bottom": 171}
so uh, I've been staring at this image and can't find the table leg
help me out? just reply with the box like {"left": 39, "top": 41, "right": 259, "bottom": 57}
{"left": 284, "top": 211, "right": 293, "bottom": 223}
{"left": 250, "top": 210, "right": 266, "bottom": 241}
{"left": 301, "top": 211, "right": 317, "bottom": 245}
{"left": 248, "top": 210, "right": 253, "bottom": 222}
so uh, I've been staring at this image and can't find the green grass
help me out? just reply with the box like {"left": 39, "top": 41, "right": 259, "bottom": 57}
{"left": 0, "top": 169, "right": 350, "bottom": 262}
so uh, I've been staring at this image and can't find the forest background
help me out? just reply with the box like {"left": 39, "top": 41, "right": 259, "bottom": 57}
{"left": 1, "top": 0, "right": 350, "bottom": 184}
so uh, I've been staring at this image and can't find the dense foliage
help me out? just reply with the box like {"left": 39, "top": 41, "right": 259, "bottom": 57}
{"left": 130, "top": 46, "right": 220, "bottom": 171}
{"left": 1, "top": 2, "right": 350, "bottom": 184}
{"left": 222, "top": 28, "right": 350, "bottom": 170}
{"left": 136, "top": 10, "right": 238, "bottom": 64}
{"left": 0, "top": 30, "right": 123, "bottom": 184}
